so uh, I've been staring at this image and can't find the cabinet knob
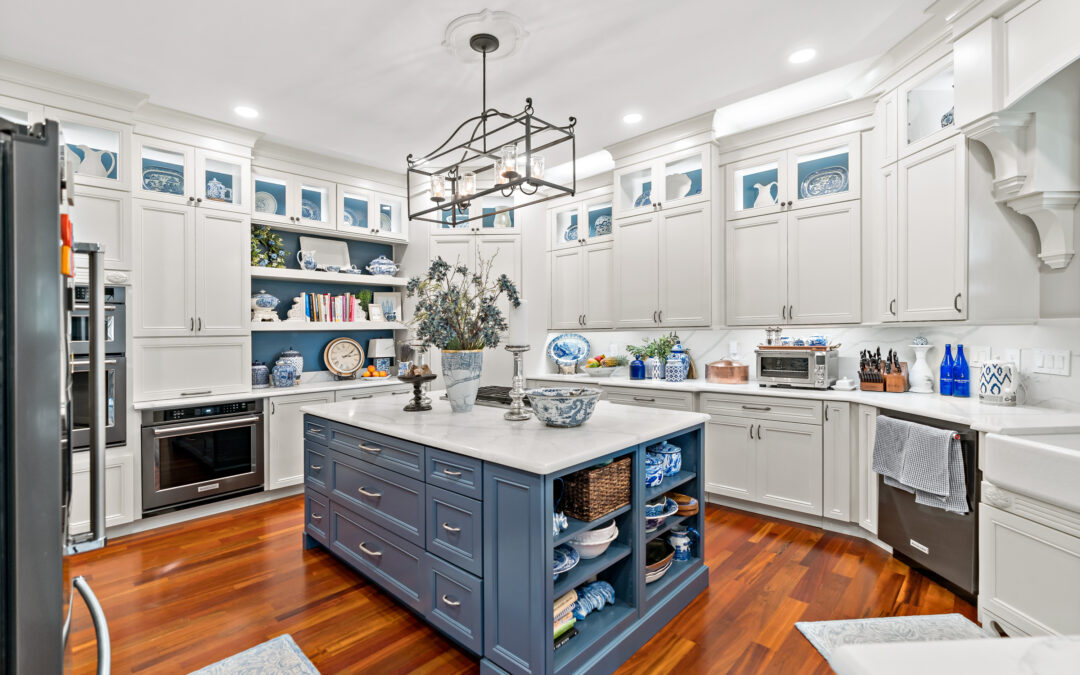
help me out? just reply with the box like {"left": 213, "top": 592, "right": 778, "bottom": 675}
{"left": 196, "top": 197, "right": 202, "bottom": 204}
{"left": 188, "top": 196, "right": 195, "bottom": 202}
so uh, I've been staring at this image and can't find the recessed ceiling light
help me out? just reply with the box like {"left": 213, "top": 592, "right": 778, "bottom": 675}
{"left": 623, "top": 112, "right": 643, "bottom": 124}
{"left": 788, "top": 48, "right": 817, "bottom": 64}
{"left": 234, "top": 105, "right": 259, "bottom": 119}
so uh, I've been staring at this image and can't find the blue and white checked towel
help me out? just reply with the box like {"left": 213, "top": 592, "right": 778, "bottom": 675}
{"left": 872, "top": 416, "right": 968, "bottom": 514}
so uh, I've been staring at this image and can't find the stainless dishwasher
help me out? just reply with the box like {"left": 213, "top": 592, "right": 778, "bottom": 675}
{"left": 876, "top": 410, "right": 980, "bottom": 601}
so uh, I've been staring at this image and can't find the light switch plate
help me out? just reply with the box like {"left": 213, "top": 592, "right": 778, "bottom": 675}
{"left": 1032, "top": 349, "right": 1071, "bottom": 376}
{"left": 967, "top": 345, "right": 991, "bottom": 367}
{"left": 996, "top": 347, "right": 1021, "bottom": 368}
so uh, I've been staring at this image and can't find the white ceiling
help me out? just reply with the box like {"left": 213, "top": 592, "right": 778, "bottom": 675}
{"left": 0, "top": 1, "right": 932, "bottom": 172}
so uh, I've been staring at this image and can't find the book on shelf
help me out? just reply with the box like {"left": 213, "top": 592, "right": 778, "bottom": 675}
{"left": 301, "top": 292, "right": 364, "bottom": 323}
{"left": 553, "top": 589, "right": 578, "bottom": 619}
{"left": 553, "top": 609, "right": 575, "bottom": 639}
{"left": 553, "top": 627, "right": 578, "bottom": 651}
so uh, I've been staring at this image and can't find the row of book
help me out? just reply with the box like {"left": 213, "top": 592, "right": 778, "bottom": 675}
{"left": 553, "top": 589, "right": 579, "bottom": 650}
{"left": 302, "top": 293, "right": 364, "bottom": 323}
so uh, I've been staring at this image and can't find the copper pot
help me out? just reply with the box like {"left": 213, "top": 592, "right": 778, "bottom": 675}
{"left": 706, "top": 359, "right": 749, "bottom": 384}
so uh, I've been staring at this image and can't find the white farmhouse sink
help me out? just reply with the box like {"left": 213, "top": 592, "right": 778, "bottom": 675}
{"left": 984, "top": 433, "right": 1080, "bottom": 512}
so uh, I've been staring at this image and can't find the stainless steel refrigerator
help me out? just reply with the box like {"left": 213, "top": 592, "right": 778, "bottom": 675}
{"left": 1, "top": 118, "right": 111, "bottom": 673}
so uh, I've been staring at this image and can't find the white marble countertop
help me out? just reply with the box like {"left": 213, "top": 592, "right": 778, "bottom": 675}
{"left": 528, "top": 374, "right": 1080, "bottom": 434}
{"left": 831, "top": 635, "right": 1080, "bottom": 674}
{"left": 300, "top": 396, "right": 709, "bottom": 474}
{"left": 132, "top": 377, "right": 409, "bottom": 410}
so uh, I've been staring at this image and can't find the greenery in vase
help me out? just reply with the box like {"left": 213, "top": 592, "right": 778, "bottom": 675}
{"left": 405, "top": 255, "right": 521, "bottom": 351}
{"left": 628, "top": 333, "right": 680, "bottom": 360}
{"left": 250, "top": 224, "right": 287, "bottom": 268}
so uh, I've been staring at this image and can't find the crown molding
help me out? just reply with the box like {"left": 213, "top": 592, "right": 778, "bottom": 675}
{"left": 254, "top": 140, "right": 406, "bottom": 192}
{"left": 133, "top": 104, "right": 262, "bottom": 154}
{"left": 605, "top": 112, "right": 715, "bottom": 165}
{"left": 0, "top": 56, "right": 145, "bottom": 121}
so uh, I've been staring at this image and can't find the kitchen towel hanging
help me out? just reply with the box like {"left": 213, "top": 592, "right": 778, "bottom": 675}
{"left": 872, "top": 416, "right": 968, "bottom": 514}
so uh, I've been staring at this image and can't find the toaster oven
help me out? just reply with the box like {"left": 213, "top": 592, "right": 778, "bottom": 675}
{"left": 755, "top": 348, "right": 838, "bottom": 389}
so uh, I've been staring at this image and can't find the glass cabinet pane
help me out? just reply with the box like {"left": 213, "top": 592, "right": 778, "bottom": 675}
{"left": 906, "top": 64, "right": 954, "bottom": 146}
{"left": 553, "top": 206, "right": 578, "bottom": 245}
{"left": 482, "top": 194, "right": 515, "bottom": 229}
{"left": 62, "top": 121, "right": 121, "bottom": 182}
{"left": 299, "top": 183, "right": 329, "bottom": 224}
{"left": 732, "top": 162, "right": 779, "bottom": 213}
{"left": 586, "top": 201, "right": 612, "bottom": 238}
{"left": 341, "top": 190, "right": 370, "bottom": 230}
{"left": 441, "top": 207, "right": 469, "bottom": 229}
{"left": 377, "top": 196, "right": 404, "bottom": 235}
{"left": 202, "top": 157, "right": 242, "bottom": 207}
{"left": 618, "top": 166, "right": 652, "bottom": 210}
{"left": 140, "top": 145, "right": 186, "bottom": 197}
{"left": 662, "top": 154, "right": 703, "bottom": 202}
{"left": 253, "top": 174, "right": 288, "bottom": 217}
{"left": 793, "top": 146, "right": 850, "bottom": 204}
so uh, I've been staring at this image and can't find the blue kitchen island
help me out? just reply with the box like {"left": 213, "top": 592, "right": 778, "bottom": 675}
{"left": 300, "top": 395, "right": 709, "bottom": 675}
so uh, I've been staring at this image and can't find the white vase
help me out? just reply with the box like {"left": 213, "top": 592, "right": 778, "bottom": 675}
{"left": 441, "top": 350, "right": 483, "bottom": 412}
{"left": 908, "top": 344, "right": 934, "bottom": 393}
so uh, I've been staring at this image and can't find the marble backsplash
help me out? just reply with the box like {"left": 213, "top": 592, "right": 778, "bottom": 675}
{"left": 538, "top": 319, "right": 1080, "bottom": 411}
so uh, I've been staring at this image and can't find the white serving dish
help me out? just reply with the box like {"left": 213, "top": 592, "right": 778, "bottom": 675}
{"left": 645, "top": 559, "right": 673, "bottom": 583}
{"left": 568, "top": 529, "right": 619, "bottom": 559}
{"left": 299, "top": 235, "right": 351, "bottom": 270}
{"left": 582, "top": 366, "right": 616, "bottom": 378}
{"left": 571, "top": 519, "right": 618, "bottom": 544}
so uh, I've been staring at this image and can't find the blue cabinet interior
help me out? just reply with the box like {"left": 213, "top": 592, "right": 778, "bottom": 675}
{"left": 304, "top": 416, "right": 707, "bottom": 675}
{"left": 253, "top": 179, "right": 288, "bottom": 216}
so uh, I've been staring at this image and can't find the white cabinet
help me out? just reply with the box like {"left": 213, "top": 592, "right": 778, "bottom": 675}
{"left": 548, "top": 193, "right": 614, "bottom": 251}
{"left": 70, "top": 186, "right": 132, "bottom": 270}
{"left": 614, "top": 202, "right": 710, "bottom": 328}
{"left": 582, "top": 242, "right": 615, "bottom": 329}
{"left": 266, "top": 392, "right": 334, "bottom": 491}
{"left": 822, "top": 402, "right": 852, "bottom": 522}
{"left": 856, "top": 405, "right": 878, "bottom": 534}
{"left": 68, "top": 448, "right": 135, "bottom": 534}
{"left": 133, "top": 199, "right": 249, "bottom": 337}
{"left": 251, "top": 166, "right": 334, "bottom": 230}
{"left": 549, "top": 248, "right": 584, "bottom": 330}
{"left": 336, "top": 184, "right": 408, "bottom": 242}
{"left": 548, "top": 241, "right": 615, "bottom": 330}
{"left": 896, "top": 56, "right": 957, "bottom": 160}
{"left": 49, "top": 107, "right": 132, "bottom": 192}
{"left": 132, "top": 337, "right": 250, "bottom": 402}
{"left": 431, "top": 231, "right": 523, "bottom": 321}
{"left": 614, "top": 144, "right": 710, "bottom": 218}
{"left": 726, "top": 201, "right": 861, "bottom": 325}
{"left": 704, "top": 415, "right": 756, "bottom": 501}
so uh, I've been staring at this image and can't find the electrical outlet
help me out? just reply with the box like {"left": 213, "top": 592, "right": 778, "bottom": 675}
{"left": 967, "top": 345, "right": 991, "bottom": 367}
{"left": 995, "top": 347, "right": 1021, "bottom": 368}
{"left": 1032, "top": 349, "right": 1071, "bottom": 376}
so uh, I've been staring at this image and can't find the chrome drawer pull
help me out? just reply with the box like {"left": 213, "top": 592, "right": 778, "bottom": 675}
{"left": 350, "top": 394, "right": 373, "bottom": 400}
{"left": 442, "top": 468, "right": 463, "bottom": 477}
{"left": 441, "top": 594, "right": 461, "bottom": 607}
{"left": 442, "top": 522, "right": 461, "bottom": 533}
{"left": 741, "top": 404, "right": 772, "bottom": 411}
{"left": 310, "top": 464, "right": 322, "bottom": 471}
{"left": 307, "top": 425, "right": 324, "bottom": 434}
{"left": 310, "top": 513, "right": 323, "bottom": 521}
{"left": 391, "top": 390, "right": 410, "bottom": 396}
{"left": 633, "top": 396, "right": 656, "bottom": 402}
{"left": 358, "top": 542, "right": 382, "bottom": 557}
{"left": 357, "top": 487, "right": 382, "bottom": 498}
{"left": 359, "top": 443, "right": 382, "bottom": 453}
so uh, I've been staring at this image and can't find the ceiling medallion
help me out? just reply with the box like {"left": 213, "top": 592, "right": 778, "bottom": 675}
{"left": 407, "top": 26, "right": 577, "bottom": 228}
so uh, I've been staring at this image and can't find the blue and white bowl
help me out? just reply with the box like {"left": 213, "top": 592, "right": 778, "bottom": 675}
{"left": 647, "top": 442, "right": 683, "bottom": 476}
{"left": 645, "top": 495, "right": 669, "bottom": 518}
{"left": 552, "top": 544, "right": 580, "bottom": 580}
{"left": 644, "top": 454, "right": 665, "bottom": 487}
{"left": 644, "top": 498, "right": 679, "bottom": 533}
{"left": 526, "top": 387, "right": 602, "bottom": 428}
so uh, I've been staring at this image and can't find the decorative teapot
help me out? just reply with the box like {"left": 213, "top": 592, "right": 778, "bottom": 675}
{"left": 206, "top": 177, "right": 233, "bottom": 202}
{"left": 70, "top": 144, "right": 117, "bottom": 178}
{"left": 366, "top": 255, "right": 399, "bottom": 276}
{"left": 296, "top": 249, "right": 318, "bottom": 270}
{"left": 752, "top": 181, "right": 777, "bottom": 208}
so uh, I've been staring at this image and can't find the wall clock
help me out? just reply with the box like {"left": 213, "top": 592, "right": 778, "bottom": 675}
{"left": 323, "top": 337, "right": 365, "bottom": 379}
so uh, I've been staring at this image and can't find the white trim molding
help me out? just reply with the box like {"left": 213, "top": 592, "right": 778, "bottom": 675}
{"left": 963, "top": 111, "right": 1033, "bottom": 200}
{"left": 1006, "top": 190, "right": 1080, "bottom": 269}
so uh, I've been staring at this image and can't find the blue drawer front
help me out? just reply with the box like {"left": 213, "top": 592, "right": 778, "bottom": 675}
{"left": 426, "top": 448, "right": 483, "bottom": 500}
{"left": 303, "top": 416, "right": 330, "bottom": 444}
{"left": 329, "top": 423, "right": 425, "bottom": 479}
{"left": 305, "top": 442, "right": 329, "bottom": 494}
{"left": 330, "top": 451, "right": 425, "bottom": 547}
{"left": 426, "top": 553, "right": 483, "bottom": 655}
{"left": 329, "top": 502, "right": 426, "bottom": 612}
{"left": 305, "top": 490, "right": 329, "bottom": 546}
{"left": 426, "top": 484, "right": 483, "bottom": 576}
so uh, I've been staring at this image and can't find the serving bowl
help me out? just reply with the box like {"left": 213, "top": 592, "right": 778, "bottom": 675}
{"left": 668, "top": 492, "right": 699, "bottom": 516}
{"left": 645, "top": 538, "right": 675, "bottom": 581}
{"left": 644, "top": 495, "right": 669, "bottom": 518}
{"left": 645, "top": 559, "right": 673, "bottom": 584}
{"left": 569, "top": 527, "right": 619, "bottom": 559}
{"left": 582, "top": 366, "right": 616, "bottom": 378}
{"left": 571, "top": 519, "right": 618, "bottom": 545}
{"left": 644, "top": 497, "right": 679, "bottom": 532}
{"left": 526, "top": 387, "right": 602, "bottom": 428}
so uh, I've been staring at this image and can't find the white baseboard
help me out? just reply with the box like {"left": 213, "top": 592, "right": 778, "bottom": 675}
{"left": 105, "top": 485, "right": 303, "bottom": 538}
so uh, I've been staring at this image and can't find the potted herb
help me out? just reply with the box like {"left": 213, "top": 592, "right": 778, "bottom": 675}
{"left": 406, "top": 255, "right": 521, "bottom": 412}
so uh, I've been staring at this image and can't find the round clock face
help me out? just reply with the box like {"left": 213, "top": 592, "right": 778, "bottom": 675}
{"left": 324, "top": 338, "right": 364, "bottom": 376}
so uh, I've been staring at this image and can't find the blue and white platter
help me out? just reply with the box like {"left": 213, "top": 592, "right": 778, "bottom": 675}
{"left": 301, "top": 199, "right": 321, "bottom": 221}
{"left": 553, "top": 544, "right": 580, "bottom": 577}
{"left": 563, "top": 222, "right": 578, "bottom": 242}
{"left": 593, "top": 214, "right": 612, "bottom": 236}
{"left": 254, "top": 191, "right": 278, "bottom": 214}
{"left": 142, "top": 164, "right": 184, "bottom": 195}
{"left": 547, "top": 333, "right": 590, "bottom": 367}
{"left": 799, "top": 166, "right": 848, "bottom": 199}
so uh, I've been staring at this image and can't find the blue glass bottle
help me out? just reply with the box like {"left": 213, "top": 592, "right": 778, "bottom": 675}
{"left": 952, "top": 344, "right": 970, "bottom": 397}
{"left": 940, "top": 344, "right": 954, "bottom": 396}
{"left": 629, "top": 357, "right": 645, "bottom": 380}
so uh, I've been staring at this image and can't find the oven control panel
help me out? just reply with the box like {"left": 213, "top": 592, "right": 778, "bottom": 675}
{"left": 145, "top": 400, "right": 260, "bottom": 425}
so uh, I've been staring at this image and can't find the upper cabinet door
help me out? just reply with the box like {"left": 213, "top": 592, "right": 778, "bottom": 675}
{"left": 787, "top": 133, "right": 861, "bottom": 210}
{"left": 549, "top": 248, "right": 583, "bottom": 330}
{"left": 657, "top": 146, "right": 709, "bottom": 209}
{"left": 252, "top": 167, "right": 293, "bottom": 225}
{"left": 786, "top": 201, "right": 861, "bottom": 325}
{"left": 582, "top": 241, "right": 615, "bottom": 329}
{"left": 195, "top": 149, "right": 250, "bottom": 214}
{"left": 726, "top": 212, "right": 787, "bottom": 326}
{"left": 475, "top": 234, "right": 522, "bottom": 319}
{"left": 133, "top": 136, "right": 194, "bottom": 205}
{"left": 876, "top": 165, "right": 900, "bottom": 322}
{"left": 375, "top": 193, "right": 408, "bottom": 241}
{"left": 478, "top": 193, "right": 519, "bottom": 234}
{"left": 194, "top": 210, "right": 250, "bottom": 336}
{"left": 70, "top": 185, "right": 132, "bottom": 271}
{"left": 133, "top": 200, "right": 195, "bottom": 336}
{"left": 658, "top": 202, "right": 711, "bottom": 327}
{"left": 549, "top": 203, "right": 581, "bottom": 250}
{"left": 613, "top": 213, "right": 660, "bottom": 328}
{"left": 726, "top": 152, "right": 786, "bottom": 221}
{"left": 583, "top": 195, "right": 614, "bottom": 245}
{"left": 613, "top": 159, "right": 656, "bottom": 219}
{"left": 337, "top": 185, "right": 373, "bottom": 234}
{"left": 49, "top": 108, "right": 131, "bottom": 191}
{"left": 898, "top": 56, "right": 957, "bottom": 159}
{"left": 295, "top": 176, "right": 334, "bottom": 230}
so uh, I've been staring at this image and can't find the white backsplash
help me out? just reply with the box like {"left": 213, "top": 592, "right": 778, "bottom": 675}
{"left": 538, "top": 320, "right": 1080, "bottom": 411}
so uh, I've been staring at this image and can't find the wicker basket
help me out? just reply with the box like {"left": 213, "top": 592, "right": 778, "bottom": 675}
{"left": 562, "top": 457, "right": 632, "bottom": 522}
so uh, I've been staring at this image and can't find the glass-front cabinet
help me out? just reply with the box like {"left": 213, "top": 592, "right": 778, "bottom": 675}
{"left": 49, "top": 108, "right": 131, "bottom": 191}
{"left": 0, "top": 95, "right": 43, "bottom": 126}
{"left": 134, "top": 136, "right": 193, "bottom": 204}
{"left": 727, "top": 155, "right": 785, "bottom": 220}
{"left": 297, "top": 178, "right": 333, "bottom": 229}
{"left": 480, "top": 193, "right": 517, "bottom": 232}
{"left": 898, "top": 56, "right": 956, "bottom": 158}
{"left": 375, "top": 194, "right": 406, "bottom": 240}
{"left": 195, "top": 149, "right": 250, "bottom": 214}
{"left": 549, "top": 191, "right": 614, "bottom": 250}
{"left": 337, "top": 186, "right": 372, "bottom": 233}
{"left": 251, "top": 168, "right": 334, "bottom": 229}
{"left": 613, "top": 145, "right": 709, "bottom": 218}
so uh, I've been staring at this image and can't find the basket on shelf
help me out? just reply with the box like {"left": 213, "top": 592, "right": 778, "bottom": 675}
{"left": 562, "top": 456, "right": 632, "bottom": 522}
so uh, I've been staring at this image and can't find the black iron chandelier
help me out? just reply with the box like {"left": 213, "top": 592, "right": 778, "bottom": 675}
{"left": 407, "top": 33, "right": 577, "bottom": 227}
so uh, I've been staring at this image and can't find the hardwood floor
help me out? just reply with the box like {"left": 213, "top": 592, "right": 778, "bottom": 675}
{"left": 68, "top": 496, "right": 976, "bottom": 674}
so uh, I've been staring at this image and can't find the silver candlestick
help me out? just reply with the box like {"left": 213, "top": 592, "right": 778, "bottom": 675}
{"left": 504, "top": 344, "right": 532, "bottom": 421}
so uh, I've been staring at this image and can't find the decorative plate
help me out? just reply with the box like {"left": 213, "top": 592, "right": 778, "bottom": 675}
{"left": 593, "top": 215, "right": 612, "bottom": 236}
{"left": 799, "top": 166, "right": 848, "bottom": 199}
{"left": 547, "top": 333, "right": 590, "bottom": 368}
{"left": 254, "top": 191, "right": 278, "bottom": 214}
{"left": 941, "top": 106, "right": 954, "bottom": 128}
{"left": 342, "top": 209, "right": 354, "bottom": 228}
{"left": 552, "top": 544, "right": 580, "bottom": 576}
{"left": 380, "top": 211, "right": 392, "bottom": 229}
{"left": 343, "top": 207, "right": 364, "bottom": 229}
{"left": 301, "top": 199, "right": 321, "bottom": 221}
{"left": 323, "top": 337, "right": 365, "bottom": 377}
{"left": 142, "top": 166, "right": 184, "bottom": 195}
{"left": 633, "top": 189, "right": 651, "bottom": 208}
{"left": 563, "top": 222, "right": 578, "bottom": 242}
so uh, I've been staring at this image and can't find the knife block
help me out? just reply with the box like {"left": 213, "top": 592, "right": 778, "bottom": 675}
{"left": 859, "top": 362, "right": 909, "bottom": 392}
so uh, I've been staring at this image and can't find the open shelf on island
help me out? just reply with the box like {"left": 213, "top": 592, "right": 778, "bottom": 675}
{"left": 250, "top": 321, "right": 406, "bottom": 332}
{"left": 553, "top": 600, "right": 636, "bottom": 674}
{"left": 644, "top": 470, "right": 697, "bottom": 502}
{"left": 250, "top": 267, "right": 407, "bottom": 287}
{"left": 553, "top": 542, "right": 631, "bottom": 600}
{"left": 554, "top": 504, "right": 631, "bottom": 548}
{"left": 645, "top": 555, "right": 701, "bottom": 607}
{"left": 646, "top": 513, "right": 694, "bottom": 543}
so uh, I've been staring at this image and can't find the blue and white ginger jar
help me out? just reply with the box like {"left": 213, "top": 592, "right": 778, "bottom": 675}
{"left": 251, "top": 361, "right": 270, "bottom": 389}
{"left": 278, "top": 347, "right": 303, "bottom": 383}
{"left": 271, "top": 359, "right": 297, "bottom": 388}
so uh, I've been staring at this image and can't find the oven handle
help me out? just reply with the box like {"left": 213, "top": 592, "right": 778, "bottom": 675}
{"left": 73, "top": 304, "right": 117, "bottom": 312}
{"left": 152, "top": 415, "right": 262, "bottom": 437}
{"left": 70, "top": 358, "right": 119, "bottom": 368}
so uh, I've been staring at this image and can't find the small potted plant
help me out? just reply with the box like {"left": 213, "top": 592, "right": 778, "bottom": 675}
{"left": 406, "top": 255, "right": 521, "bottom": 412}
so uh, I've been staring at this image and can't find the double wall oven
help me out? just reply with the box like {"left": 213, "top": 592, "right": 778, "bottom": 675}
{"left": 69, "top": 285, "right": 125, "bottom": 451}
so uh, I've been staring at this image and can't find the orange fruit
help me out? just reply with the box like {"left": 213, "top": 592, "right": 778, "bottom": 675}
{"left": 367, "top": 365, "right": 376, "bottom": 372}
{"left": 379, "top": 371, "right": 388, "bottom": 377}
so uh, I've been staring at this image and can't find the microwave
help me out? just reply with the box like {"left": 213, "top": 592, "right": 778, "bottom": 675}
{"left": 755, "top": 348, "right": 838, "bottom": 389}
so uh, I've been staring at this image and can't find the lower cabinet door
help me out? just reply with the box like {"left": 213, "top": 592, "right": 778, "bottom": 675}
{"left": 267, "top": 392, "right": 334, "bottom": 491}
{"left": 427, "top": 484, "right": 483, "bottom": 576}
{"left": 329, "top": 502, "right": 427, "bottom": 612}
{"left": 756, "top": 420, "right": 823, "bottom": 515}
{"left": 132, "top": 337, "right": 251, "bottom": 402}
{"left": 704, "top": 415, "right": 755, "bottom": 501}
{"left": 68, "top": 448, "right": 135, "bottom": 534}
{"left": 305, "top": 490, "right": 329, "bottom": 546}
{"left": 425, "top": 553, "right": 483, "bottom": 655}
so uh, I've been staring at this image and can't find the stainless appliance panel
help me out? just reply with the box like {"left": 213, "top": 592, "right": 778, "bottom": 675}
{"left": 755, "top": 348, "right": 838, "bottom": 389}
{"left": 70, "top": 355, "right": 125, "bottom": 450}
{"left": 68, "top": 285, "right": 124, "bottom": 357}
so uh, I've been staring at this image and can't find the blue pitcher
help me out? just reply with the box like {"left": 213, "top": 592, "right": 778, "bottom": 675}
{"left": 668, "top": 526, "right": 699, "bottom": 562}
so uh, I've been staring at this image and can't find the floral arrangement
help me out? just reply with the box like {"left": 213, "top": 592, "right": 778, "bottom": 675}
{"left": 627, "top": 333, "right": 680, "bottom": 360}
{"left": 406, "top": 255, "right": 521, "bottom": 351}
{"left": 251, "top": 224, "right": 287, "bottom": 268}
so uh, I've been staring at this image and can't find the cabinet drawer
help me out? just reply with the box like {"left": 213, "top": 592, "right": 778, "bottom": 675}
{"left": 330, "top": 424, "right": 425, "bottom": 479}
{"left": 427, "top": 448, "right": 483, "bottom": 500}
{"left": 334, "top": 385, "right": 412, "bottom": 402}
{"left": 305, "top": 490, "right": 329, "bottom": 546}
{"left": 305, "top": 443, "right": 329, "bottom": 493}
{"left": 329, "top": 502, "right": 426, "bottom": 612}
{"left": 330, "top": 451, "right": 425, "bottom": 546}
{"left": 604, "top": 386, "right": 694, "bottom": 411}
{"left": 425, "top": 553, "right": 483, "bottom": 655}
{"left": 426, "top": 484, "right": 483, "bottom": 576}
{"left": 700, "top": 393, "right": 822, "bottom": 424}
{"left": 304, "top": 416, "right": 330, "bottom": 443}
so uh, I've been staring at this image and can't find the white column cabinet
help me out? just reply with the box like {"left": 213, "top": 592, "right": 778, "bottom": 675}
{"left": 549, "top": 248, "right": 583, "bottom": 330}
{"left": 582, "top": 241, "right": 615, "bottom": 329}
{"left": 430, "top": 231, "right": 523, "bottom": 322}
{"left": 613, "top": 213, "right": 660, "bottom": 328}
{"left": 726, "top": 213, "right": 787, "bottom": 325}
{"left": 822, "top": 402, "right": 853, "bottom": 522}
{"left": 787, "top": 202, "right": 861, "bottom": 324}
{"left": 194, "top": 209, "right": 251, "bottom": 335}
{"left": 68, "top": 448, "right": 135, "bottom": 534}
{"left": 856, "top": 405, "right": 879, "bottom": 534}
{"left": 756, "top": 421, "right": 823, "bottom": 516}
{"left": 266, "top": 392, "right": 335, "bottom": 491}
{"left": 704, "top": 415, "right": 756, "bottom": 501}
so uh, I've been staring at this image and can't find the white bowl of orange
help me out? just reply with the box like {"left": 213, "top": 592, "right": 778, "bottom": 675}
{"left": 361, "top": 364, "right": 390, "bottom": 378}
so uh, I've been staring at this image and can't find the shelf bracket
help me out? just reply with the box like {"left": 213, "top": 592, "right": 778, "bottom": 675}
{"left": 962, "top": 112, "right": 1034, "bottom": 202}
{"left": 1005, "top": 190, "right": 1080, "bottom": 269}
